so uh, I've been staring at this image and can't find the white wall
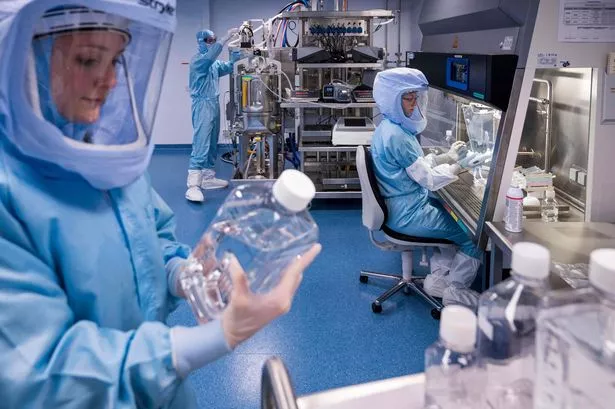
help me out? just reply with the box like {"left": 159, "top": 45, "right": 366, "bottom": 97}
{"left": 153, "top": 0, "right": 210, "bottom": 145}
{"left": 153, "top": 0, "right": 418, "bottom": 145}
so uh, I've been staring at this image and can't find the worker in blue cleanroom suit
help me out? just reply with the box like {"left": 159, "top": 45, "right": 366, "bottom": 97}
{"left": 0, "top": 3, "right": 320, "bottom": 408}
{"left": 186, "top": 29, "right": 242, "bottom": 202}
{"left": 370, "top": 68, "right": 482, "bottom": 309}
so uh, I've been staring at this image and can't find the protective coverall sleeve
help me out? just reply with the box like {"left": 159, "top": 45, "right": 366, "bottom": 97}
{"left": 170, "top": 321, "right": 231, "bottom": 378}
{"left": 425, "top": 152, "right": 455, "bottom": 167}
{"left": 405, "top": 156, "right": 459, "bottom": 191}
{"left": 0, "top": 205, "right": 182, "bottom": 408}
{"left": 190, "top": 42, "right": 223, "bottom": 72}
{"left": 215, "top": 60, "right": 234, "bottom": 77}
{"left": 150, "top": 188, "right": 191, "bottom": 299}
{"left": 386, "top": 133, "right": 420, "bottom": 169}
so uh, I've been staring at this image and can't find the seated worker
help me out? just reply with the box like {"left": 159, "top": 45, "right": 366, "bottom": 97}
{"left": 370, "top": 68, "right": 482, "bottom": 308}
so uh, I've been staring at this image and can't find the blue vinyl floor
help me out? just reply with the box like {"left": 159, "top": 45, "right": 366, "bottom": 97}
{"left": 149, "top": 147, "right": 438, "bottom": 409}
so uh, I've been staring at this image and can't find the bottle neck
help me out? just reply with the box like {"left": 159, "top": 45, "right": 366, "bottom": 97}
{"left": 439, "top": 337, "right": 474, "bottom": 355}
{"left": 511, "top": 272, "right": 548, "bottom": 287}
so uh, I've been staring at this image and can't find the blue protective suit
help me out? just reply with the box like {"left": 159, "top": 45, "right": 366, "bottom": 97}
{"left": 370, "top": 68, "right": 481, "bottom": 260}
{"left": 0, "top": 1, "right": 227, "bottom": 407}
{"left": 188, "top": 31, "right": 238, "bottom": 170}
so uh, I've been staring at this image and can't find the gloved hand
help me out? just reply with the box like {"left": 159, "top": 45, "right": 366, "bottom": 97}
{"left": 221, "top": 244, "right": 321, "bottom": 348}
{"left": 230, "top": 50, "right": 242, "bottom": 63}
{"left": 447, "top": 141, "right": 467, "bottom": 161}
{"left": 221, "top": 28, "right": 240, "bottom": 45}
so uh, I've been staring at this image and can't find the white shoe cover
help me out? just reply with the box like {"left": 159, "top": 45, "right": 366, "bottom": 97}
{"left": 442, "top": 283, "right": 480, "bottom": 311}
{"left": 423, "top": 272, "right": 449, "bottom": 298}
{"left": 201, "top": 169, "right": 228, "bottom": 190}
{"left": 448, "top": 252, "right": 481, "bottom": 288}
{"left": 185, "top": 186, "right": 204, "bottom": 202}
{"left": 430, "top": 247, "right": 456, "bottom": 275}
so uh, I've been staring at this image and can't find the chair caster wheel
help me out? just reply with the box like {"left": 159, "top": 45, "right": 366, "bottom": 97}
{"left": 359, "top": 275, "right": 368, "bottom": 284}
{"left": 431, "top": 309, "right": 441, "bottom": 320}
{"left": 372, "top": 303, "right": 382, "bottom": 314}
{"left": 403, "top": 286, "right": 412, "bottom": 295}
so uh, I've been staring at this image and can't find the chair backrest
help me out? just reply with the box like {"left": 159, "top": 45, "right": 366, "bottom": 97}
{"left": 356, "top": 145, "right": 388, "bottom": 231}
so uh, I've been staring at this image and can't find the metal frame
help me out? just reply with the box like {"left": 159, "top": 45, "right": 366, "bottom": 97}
{"left": 261, "top": 357, "right": 298, "bottom": 409}
{"left": 279, "top": 10, "right": 395, "bottom": 19}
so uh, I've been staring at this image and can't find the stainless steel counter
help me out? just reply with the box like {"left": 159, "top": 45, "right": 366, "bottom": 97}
{"left": 485, "top": 221, "right": 615, "bottom": 287}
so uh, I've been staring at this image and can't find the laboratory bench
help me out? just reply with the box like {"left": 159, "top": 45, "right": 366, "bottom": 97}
{"left": 485, "top": 221, "right": 615, "bottom": 288}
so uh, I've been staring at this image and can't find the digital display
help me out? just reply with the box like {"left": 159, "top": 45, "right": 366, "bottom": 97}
{"left": 451, "top": 61, "right": 468, "bottom": 84}
{"left": 446, "top": 57, "right": 470, "bottom": 91}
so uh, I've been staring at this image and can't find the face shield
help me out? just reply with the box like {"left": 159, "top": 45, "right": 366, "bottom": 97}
{"left": 401, "top": 90, "right": 428, "bottom": 133}
{"left": 373, "top": 67, "right": 429, "bottom": 135}
{"left": 28, "top": 5, "right": 171, "bottom": 148}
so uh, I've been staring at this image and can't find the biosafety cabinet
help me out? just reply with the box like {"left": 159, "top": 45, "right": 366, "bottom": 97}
{"left": 406, "top": 0, "right": 615, "bottom": 250}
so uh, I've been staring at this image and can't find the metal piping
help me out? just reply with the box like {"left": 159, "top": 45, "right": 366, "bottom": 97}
{"left": 532, "top": 78, "right": 553, "bottom": 171}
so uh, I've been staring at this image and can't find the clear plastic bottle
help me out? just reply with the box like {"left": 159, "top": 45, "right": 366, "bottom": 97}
{"left": 534, "top": 249, "right": 615, "bottom": 409}
{"left": 424, "top": 306, "right": 484, "bottom": 409}
{"left": 505, "top": 186, "right": 524, "bottom": 233}
{"left": 477, "top": 242, "right": 551, "bottom": 409}
{"left": 180, "top": 169, "right": 318, "bottom": 323}
{"left": 541, "top": 189, "right": 558, "bottom": 223}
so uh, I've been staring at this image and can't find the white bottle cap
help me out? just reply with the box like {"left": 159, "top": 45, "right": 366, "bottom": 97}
{"left": 440, "top": 306, "right": 477, "bottom": 353}
{"left": 507, "top": 186, "right": 524, "bottom": 199}
{"left": 512, "top": 242, "right": 550, "bottom": 280}
{"left": 272, "top": 169, "right": 316, "bottom": 212}
{"left": 545, "top": 189, "right": 555, "bottom": 199}
{"left": 589, "top": 249, "right": 615, "bottom": 294}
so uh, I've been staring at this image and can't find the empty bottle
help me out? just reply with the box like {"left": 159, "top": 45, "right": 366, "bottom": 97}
{"left": 180, "top": 169, "right": 318, "bottom": 323}
{"left": 534, "top": 248, "right": 615, "bottom": 409}
{"left": 541, "top": 189, "right": 558, "bottom": 223}
{"left": 477, "top": 242, "right": 551, "bottom": 409}
{"left": 424, "top": 306, "right": 484, "bottom": 409}
{"left": 505, "top": 186, "right": 524, "bottom": 233}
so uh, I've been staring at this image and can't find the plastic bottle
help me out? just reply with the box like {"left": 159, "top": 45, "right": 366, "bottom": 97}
{"left": 540, "top": 188, "right": 558, "bottom": 223}
{"left": 180, "top": 169, "right": 318, "bottom": 323}
{"left": 505, "top": 186, "right": 524, "bottom": 233}
{"left": 534, "top": 248, "right": 615, "bottom": 409}
{"left": 424, "top": 306, "right": 484, "bottom": 409}
{"left": 477, "top": 242, "right": 551, "bottom": 409}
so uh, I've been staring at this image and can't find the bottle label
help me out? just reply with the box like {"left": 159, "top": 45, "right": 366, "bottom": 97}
{"left": 536, "top": 326, "right": 615, "bottom": 409}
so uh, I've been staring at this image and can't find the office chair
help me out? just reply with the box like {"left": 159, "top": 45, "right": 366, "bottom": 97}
{"left": 356, "top": 145, "right": 456, "bottom": 319}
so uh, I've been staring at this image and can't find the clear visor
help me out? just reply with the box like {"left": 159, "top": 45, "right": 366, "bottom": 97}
{"left": 28, "top": 6, "right": 171, "bottom": 148}
{"left": 401, "top": 90, "right": 428, "bottom": 122}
